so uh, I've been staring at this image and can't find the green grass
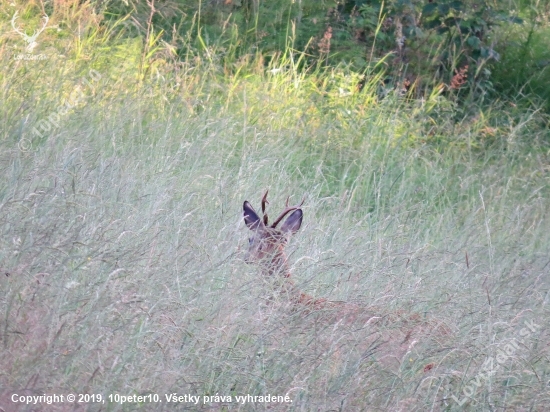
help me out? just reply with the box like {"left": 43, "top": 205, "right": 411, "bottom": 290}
{"left": 1, "top": 17, "right": 550, "bottom": 411}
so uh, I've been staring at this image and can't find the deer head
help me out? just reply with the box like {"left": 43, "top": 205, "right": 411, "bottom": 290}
{"left": 243, "top": 190, "right": 304, "bottom": 276}
{"left": 241, "top": 191, "right": 453, "bottom": 367}
{"left": 11, "top": 11, "right": 49, "bottom": 53}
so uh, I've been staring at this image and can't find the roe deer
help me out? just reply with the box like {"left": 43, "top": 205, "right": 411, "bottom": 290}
{"left": 243, "top": 191, "right": 453, "bottom": 370}
{"left": 243, "top": 190, "right": 328, "bottom": 308}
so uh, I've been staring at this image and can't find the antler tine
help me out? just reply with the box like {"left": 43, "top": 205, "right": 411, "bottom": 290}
{"left": 261, "top": 190, "right": 269, "bottom": 214}
{"left": 261, "top": 190, "right": 269, "bottom": 225}
{"left": 270, "top": 195, "right": 305, "bottom": 228}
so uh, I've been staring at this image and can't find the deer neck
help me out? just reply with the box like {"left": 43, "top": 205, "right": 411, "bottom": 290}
{"left": 261, "top": 251, "right": 329, "bottom": 309}
{"left": 261, "top": 247, "right": 292, "bottom": 278}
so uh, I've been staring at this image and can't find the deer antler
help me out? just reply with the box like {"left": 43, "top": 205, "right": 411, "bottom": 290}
{"left": 33, "top": 14, "right": 49, "bottom": 40}
{"left": 270, "top": 196, "right": 305, "bottom": 228}
{"left": 11, "top": 11, "right": 49, "bottom": 51}
{"left": 261, "top": 190, "right": 269, "bottom": 225}
{"left": 11, "top": 11, "right": 25, "bottom": 37}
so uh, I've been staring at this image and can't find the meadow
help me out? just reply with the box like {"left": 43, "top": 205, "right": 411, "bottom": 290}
{"left": 1, "top": 3, "right": 550, "bottom": 411}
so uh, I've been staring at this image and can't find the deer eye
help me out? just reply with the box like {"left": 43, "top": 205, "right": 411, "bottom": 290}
{"left": 248, "top": 237, "right": 253, "bottom": 244}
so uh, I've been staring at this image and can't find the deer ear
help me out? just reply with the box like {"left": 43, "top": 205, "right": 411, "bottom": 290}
{"left": 243, "top": 201, "right": 262, "bottom": 230}
{"left": 280, "top": 209, "right": 302, "bottom": 234}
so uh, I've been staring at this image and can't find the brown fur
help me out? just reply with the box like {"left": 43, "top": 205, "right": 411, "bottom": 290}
{"left": 243, "top": 191, "right": 453, "bottom": 371}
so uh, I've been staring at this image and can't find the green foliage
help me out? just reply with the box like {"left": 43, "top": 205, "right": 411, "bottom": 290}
{"left": 42, "top": 0, "right": 537, "bottom": 107}
{"left": 331, "top": 0, "right": 522, "bottom": 97}
{"left": 491, "top": 16, "right": 550, "bottom": 111}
